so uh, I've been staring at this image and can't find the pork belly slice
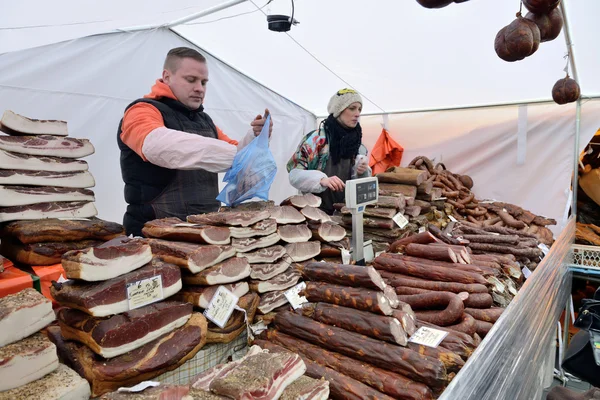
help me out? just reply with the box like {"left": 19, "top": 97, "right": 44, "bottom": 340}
{"left": 0, "top": 333, "right": 59, "bottom": 391}
{"left": 0, "top": 110, "right": 68, "bottom": 136}
{"left": 62, "top": 236, "right": 152, "bottom": 281}
{"left": 0, "top": 185, "right": 95, "bottom": 207}
{"left": 300, "top": 207, "right": 331, "bottom": 223}
{"left": 250, "top": 255, "right": 292, "bottom": 280}
{"left": 0, "top": 288, "right": 55, "bottom": 347}
{"left": 268, "top": 206, "right": 306, "bottom": 224}
{"left": 187, "top": 210, "right": 270, "bottom": 227}
{"left": 0, "top": 201, "right": 97, "bottom": 223}
{"left": 278, "top": 223, "right": 312, "bottom": 244}
{"left": 232, "top": 232, "right": 281, "bottom": 253}
{"left": 257, "top": 289, "right": 289, "bottom": 315}
{"left": 182, "top": 257, "right": 250, "bottom": 286}
{"left": 280, "top": 375, "right": 329, "bottom": 400}
{"left": 175, "top": 282, "right": 249, "bottom": 309}
{"left": 0, "top": 169, "right": 94, "bottom": 188}
{"left": 229, "top": 218, "right": 277, "bottom": 239}
{"left": 249, "top": 268, "right": 302, "bottom": 293}
{"left": 0, "top": 134, "right": 94, "bottom": 158}
{"left": 0, "top": 363, "right": 91, "bottom": 400}
{"left": 50, "top": 258, "right": 182, "bottom": 317}
{"left": 237, "top": 245, "right": 287, "bottom": 264}
{"left": 57, "top": 301, "right": 192, "bottom": 358}
{"left": 146, "top": 239, "right": 236, "bottom": 273}
{"left": 0, "top": 149, "right": 88, "bottom": 173}
{"left": 142, "top": 218, "right": 231, "bottom": 245}
{"left": 285, "top": 241, "right": 321, "bottom": 262}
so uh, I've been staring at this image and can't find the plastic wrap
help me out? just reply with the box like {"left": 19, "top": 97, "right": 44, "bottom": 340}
{"left": 440, "top": 217, "right": 574, "bottom": 400}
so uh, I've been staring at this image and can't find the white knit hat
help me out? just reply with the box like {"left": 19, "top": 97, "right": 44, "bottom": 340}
{"left": 327, "top": 88, "right": 363, "bottom": 118}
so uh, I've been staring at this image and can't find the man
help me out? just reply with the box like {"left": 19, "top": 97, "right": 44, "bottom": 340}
{"left": 117, "top": 47, "right": 272, "bottom": 236}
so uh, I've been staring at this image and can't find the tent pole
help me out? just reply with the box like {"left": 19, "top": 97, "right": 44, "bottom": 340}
{"left": 560, "top": 0, "right": 581, "bottom": 217}
{"left": 119, "top": 0, "right": 249, "bottom": 32}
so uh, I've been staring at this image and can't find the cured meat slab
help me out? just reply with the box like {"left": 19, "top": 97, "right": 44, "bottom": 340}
{"left": 142, "top": 218, "right": 231, "bottom": 245}
{"left": 0, "top": 333, "right": 59, "bottom": 391}
{"left": 250, "top": 255, "right": 292, "bottom": 280}
{"left": 285, "top": 241, "right": 321, "bottom": 262}
{"left": 51, "top": 259, "right": 182, "bottom": 317}
{"left": 57, "top": 301, "right": 192, "bottom": 358}
{"left": 0, "top": 200, "right": 97, "bottom": 223}
{"left": 228, "top": 218, "right": 277, "bottom": 239}
{"left": 146, "top": 239, "right": 236, "bottom": 273}
{"left": 0, "top": 363, "right": 91, "bottom": 400}
{"left": 99, "top": 385, "right": 199, "bottom": 400}
{"left": 301, "top": 206, "right": 331, "bottom": 223}
{"left": 0, "top": 110, "right": 68, "bottom": 136}
{"left": 298, "top": 261, "right": 387, "bottom": 291}
{"left": 181, "top": 257, "right": 250, "bottom": 286}
{"left": 249, "top": 268, "right": 301, "bottom": 293}
{"left": 0, "top": 217, "right": 124, "bottom": 244}
{"left": 257, "top": 289, "right": 289, "bottom": 314}
{"left": 0, "top": 134, "right": 94, "bottom": 158}
{"left": 175, "top": 282, "right": 249, "bottom": 309}
{"left": 0, "top": 148, "right": 88, "bottom": 172}
{"left": 187, "top": 210, "right": 270, "bottom": 227}
{"left": 278, "top": 223, "right": 312, "bottom": 243}
{"left": 268, "top": 206, "right": 306, "bottom": 224}
{"left": 62, "top": 237, "right": 153, "bottom": 281}
{"left": 280, "top": 193, "right": 322, "bottom": 209}
{"left": 280, "top": 375, "right": 329, "bottom": 400}
{"left": 302, "top": 281, "right": 394, "bottom": 316}
{"left": 207, "top": 293, "right": 260, "bottom": 344}
{"left": 238, "top": 244, "right": 286, "bottom": 264}
{"left": 0, "top": 288, "right": 55, "bottom": 347}
{"left": 47, "top": 313, "right": 208, "bottom": 397}
{"left": 232, "top": 232, "right": 280, "bottom": 253}
{"left": 1, "top": 239, "right": 104, "bottom": 266}
{"left": 309, "top": 221, "right": 346, "bottom": 242}
{"left": 0, "top": 168, "right": 95, "bottom": 188}
{"left": 0, "top": 185, "right": 95, "bottom": 207}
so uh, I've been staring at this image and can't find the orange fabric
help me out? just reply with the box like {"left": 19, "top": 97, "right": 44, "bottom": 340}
{"left": 369, "top": 128, "right": 404, "bottom": 175}
{"left": 32, "top": 264, "right": 65, "bottom": 303}
{"left": 120, "top": 79, "right": 238, "bottom": 160}
{"left": 0, "top": 265, "right": 33, "bottom": 298}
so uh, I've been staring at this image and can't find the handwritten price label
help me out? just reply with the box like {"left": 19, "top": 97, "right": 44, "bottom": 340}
{"left": 392, "top": 212, "right": 409, "bottom": 229}
{"left": 408, "top": 327, "right": 448, "bottom": 348}
{"left": 126, "top": 275, "right": 163, "bottom": 310}
{"left": 203, "top": 286, "right": 239, "bottom": 329}
{"left": 284, "top": 282, "right": 308, "bottom": 309}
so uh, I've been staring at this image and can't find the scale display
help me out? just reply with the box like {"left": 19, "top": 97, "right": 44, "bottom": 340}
{"left": 345, "top": 177, "right": 378, "bottom": 209}
{"left": 355, "top": 181, "right": 377, "bottom": 204}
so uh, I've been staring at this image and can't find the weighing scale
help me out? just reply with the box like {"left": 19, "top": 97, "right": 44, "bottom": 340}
{"left": 344, "top": 177, "right": 379, "bottom": 265}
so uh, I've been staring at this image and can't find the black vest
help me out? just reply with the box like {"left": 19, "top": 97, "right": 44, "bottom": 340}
{"left": 117, "top": 97, "right": 220, "bottom": 236}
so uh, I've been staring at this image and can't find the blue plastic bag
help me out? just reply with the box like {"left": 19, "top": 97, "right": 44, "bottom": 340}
{"left": 217, "top": 114, "right": 277, "bottom": 206}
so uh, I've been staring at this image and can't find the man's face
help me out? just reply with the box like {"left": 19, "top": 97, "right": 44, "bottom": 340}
{"left": 162, "top": 58, "right": 208, "bottom": 110}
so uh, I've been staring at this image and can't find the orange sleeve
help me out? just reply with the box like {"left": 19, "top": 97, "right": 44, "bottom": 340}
{"left": 120, "top": 103, "right": 165, "bottom": 161}
{"left": 216, "top": 126, "right": 239, "bottom": 146}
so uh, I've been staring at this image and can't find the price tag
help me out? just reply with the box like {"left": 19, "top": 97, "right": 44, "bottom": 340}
{"left": 363, "top": 241, "right": 375, "bottom": 263}
{"left": 203, "top": 286, "right": 239, "bottom": 329}
{"left": 408, "top": 327, "right": 448, "bottom": 348}
{"left": 117, "top": 381, "right": 161, "bottom": 393}
{"left": 284, "top": 282, "right": 308, "bottom": 309}
{"left": 392, "top": 212, "right": 409, "bottom": 229}
{"left": 341, "top": 248, "right": 351, "bottom": 264}
{"left": 126, "top": 275, "right": 163, "bottom": 310}
{"left": 375, "top": 251, "right": 385, "bottom": 258}
{"left": 250, "top": 321, "right": 267, "bottom": 335}
{"left": 448, "top": 216, "right": 458, "bottom": 223}
{"left": 522, "top": 266, "right": 532, "bottom": 279}
{"left": 418, "top": 226, "right": 426, "bottom": 234}
{"left": 538, "top": 243, "right": 550, "bottom": 256}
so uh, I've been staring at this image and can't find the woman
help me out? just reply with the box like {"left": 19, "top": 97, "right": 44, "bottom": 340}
{"left": 287, "top": 88, "right": 371, "bottom": 214}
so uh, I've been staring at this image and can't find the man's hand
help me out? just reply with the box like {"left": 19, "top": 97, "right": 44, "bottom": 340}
{"left": 251, "top": 108, "right": 273, "bottom": 137}
{"left": 356, "top": 155, "right": 368, "bottom": 175}
{"left": 320, "top": 176, "right": 345, "bottom": 192}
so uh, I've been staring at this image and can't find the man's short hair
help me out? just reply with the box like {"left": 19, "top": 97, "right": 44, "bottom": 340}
{"left": 164, "top": 47, "right": 206, "bottom": 72}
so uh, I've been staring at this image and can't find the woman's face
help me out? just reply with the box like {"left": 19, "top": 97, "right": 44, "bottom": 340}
{"left": 337, "top": 102, "right": 362, "bottom": 129}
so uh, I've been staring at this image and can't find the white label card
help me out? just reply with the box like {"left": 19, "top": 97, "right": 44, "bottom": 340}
{"left": 393, "top": 212, "right": 409, "bottom": 229}
{"left": 341, "top": 248, "right": 351, "bottom": 264}
{"left": 448, "top": 216, "right": 458, "bottom": 223}
{"left": 363, "top": 242, "right": 375, "bottom": 263}
{"left": 522, "top": 266, "right": 532, "bottom": 279}
{"left": 203, "top": 286, "right": 239, "bottom": 329}
{"left": 408, "top": 327, "right": 448, "bottom": 348}
{"left": 117, "top": 381, "right": 161, "bottom": 393}
{"left": 418, "top": 227, "right": 426, "bottom": 234}
{"left": 127, "top": 275, "right": 164, "bottom": 310}
{"left": 538, "top": 243, "right": 550, "bottom": 256}
{"left": 285, "top": 282, "right": 308, "bottom": 309}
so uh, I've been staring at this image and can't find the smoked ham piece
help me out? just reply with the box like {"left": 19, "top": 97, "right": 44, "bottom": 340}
{"left": 47, "top": 314, "right": 208, "bottom": 397}
{"left": 0, "top": 201, "right": 97, "bottom": 223}
{"left": 0, "top": 185, "right": 94, "bottom": 207}
{"left": 175, "top": 282, "right": 249, "bottom": 309}
{"left": 0, "top": 363, "right": 91, "bottom": 400}
{"left": 187, "top": 210, "right": 270, "bottom": 227}
{"left": 57, "top": 301, "right": 193, "bottom": 358}
{"left": 232, "top": 232, "right": 281, "bottom": 253}
{"left": 0, "top": 288, "right": 55, "bottom": 347}
{"left": 142, "top": 218, "right": 231, "bottom": 245}
{"left": 0, "top": 110, "right": 68, "bottom": 136}
{"left": 268, "top": 206, "right": 306, "bottom": 224}
{"left": 278, "top": 223, "right": 312, "bottom": 243}
{"left": 0, "top": 169, "right": 95, "bottom": 188}
{"left": 0, "top": 134, "right": 94, "bottom": 158}
{"left": 0, "top": 149, "right": 88, "bottom": 172}
{"left": 0, "top": 217, "right": 124, "bottom": 244}
{"left": 285, "top": 241, "right": 321, "bottom": 262}
{"left": 0, "top": 333, "right": 59, "bottom": 391}
{"left": 50, "top": 258, "right": 182, "bottom": 317}
{"left": 1, "top": 239, "right": 103, "bottom": 265}
{"left": 62, "top": 237, "right": 152, "bottom": 281}
{"left": 181, "top": 257, "right": 250, "bottom": 285}
{"left": 228, "top": 218, "right": 277, "bottom": 239}
{"left": 238, "top": 245, "right": 287, "bottom": 264}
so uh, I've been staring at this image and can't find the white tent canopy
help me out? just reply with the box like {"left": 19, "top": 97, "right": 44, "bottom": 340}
{"left": 1, "top": 1, "right": 599, "bottom": 229}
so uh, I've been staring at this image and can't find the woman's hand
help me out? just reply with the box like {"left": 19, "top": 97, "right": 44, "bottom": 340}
{"left": 320, "top": 176, "right": 345, "bottom": 191}
{"left": 356, "top": 155, "right": 368, "bottom": 175}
